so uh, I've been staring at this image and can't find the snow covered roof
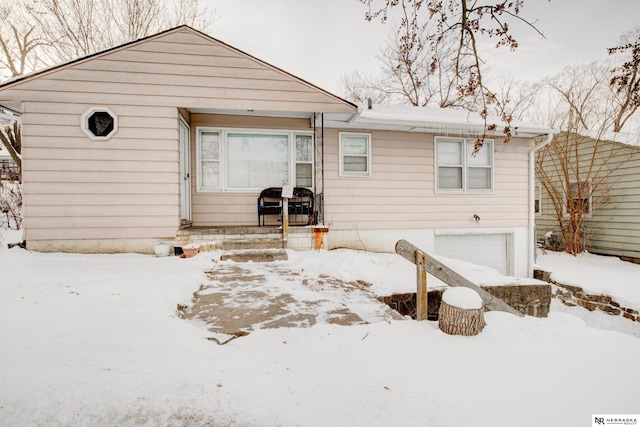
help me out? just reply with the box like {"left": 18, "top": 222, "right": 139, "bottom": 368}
{"left": 596, "top": 131, "right": 640, "bottom": 148}
{"left": 324, "top": 104, "right": 558, "bottom": 139}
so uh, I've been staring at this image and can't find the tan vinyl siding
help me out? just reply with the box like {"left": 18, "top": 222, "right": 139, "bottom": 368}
{"left": 0, "top": 27, "right": 354, "bottom": 244}
{"left": 324, "top": 129, "right": 531, "bottom": 230}
{"left": 21, "top": 101, "right": 180, "bottom": 241}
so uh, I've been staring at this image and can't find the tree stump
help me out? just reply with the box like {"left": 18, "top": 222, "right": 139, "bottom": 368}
{"left": 438, "top": 288, "right": 485, "bottom": 336}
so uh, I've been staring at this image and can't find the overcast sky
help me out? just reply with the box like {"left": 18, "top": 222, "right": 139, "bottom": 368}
{"left": 208, "top": 0, "right": 639, "bottom": 96}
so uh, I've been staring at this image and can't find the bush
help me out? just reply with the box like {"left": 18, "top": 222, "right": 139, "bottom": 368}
{"left": 0, "top": 180, "right": 22, "bottom": 230}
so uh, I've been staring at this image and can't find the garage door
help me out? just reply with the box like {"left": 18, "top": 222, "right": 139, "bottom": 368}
{"left": 434, "top": 233, "right": 510, "bottom": 275}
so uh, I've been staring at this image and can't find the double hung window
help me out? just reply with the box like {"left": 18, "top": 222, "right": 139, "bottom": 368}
{"left": 436, "top": 138, "right": 493, "bottom": 192}
{"left": 295, "top": 134, "right": 313, "bottom": 187}
{"left": 339, "top": 132, "right": 371, "bottom": 177}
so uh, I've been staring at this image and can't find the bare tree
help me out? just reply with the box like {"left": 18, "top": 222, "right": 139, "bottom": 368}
{"left": 488, "top": 75, "right": 538, "bottom": 122}
{"left": 358, "top": 0, "right": 544, "bottom": 143}
{"left": 535, "top": 62, "right": 639, "bottom": 255}
{"left": 0, "top": 120, "right": 22, "bottom": 230}
{"left": 608, "top": 28, "right": 640, "bottom": 132}
{"left": 340, "top": 70, "right": 392, "bottom": 104}
{"left": 340, "top": 23, "right": 469, "bottom": 109}
{"left": 107, "top": 0, "right": 163, "bottom": 44}
{"left": 0, "top": 0, "right": 216, "bottom": 76}
{"left": 0, "top": 121, "right": 21, "bottom": 175}
{"left": 0, "top": 2, "right": 48, "bottom": 79}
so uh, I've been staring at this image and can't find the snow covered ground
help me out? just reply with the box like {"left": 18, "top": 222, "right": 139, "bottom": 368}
{"left": 1, "top": 233, "right": 639, "bottom": 426}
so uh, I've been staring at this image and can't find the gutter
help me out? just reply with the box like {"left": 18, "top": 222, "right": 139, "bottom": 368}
{"left": 0, "top": 112, "right": 20, "bottom": 123}
{"left": 528, "top": 132, "right": 554, "bottom": 277}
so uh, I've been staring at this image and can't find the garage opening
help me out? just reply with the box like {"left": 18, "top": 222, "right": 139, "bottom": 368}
{"left": 434, "top": 233, "right": 512, "bottom": 275}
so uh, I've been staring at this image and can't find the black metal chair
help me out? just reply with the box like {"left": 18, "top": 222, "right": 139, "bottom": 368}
{"left": 257, "top": 187, "right": 314, "bottom": 226}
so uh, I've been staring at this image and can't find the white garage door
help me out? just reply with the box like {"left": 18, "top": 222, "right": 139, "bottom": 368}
{"left": 434, "top": 233, "right": 510, "bottom": 275}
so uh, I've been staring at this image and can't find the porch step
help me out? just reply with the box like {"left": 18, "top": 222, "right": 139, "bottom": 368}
{"left": 220, "top": 249, "right": 288, "bottom": 263}
{"left": 221, "top": 238, "right": 282, "bottom": 251}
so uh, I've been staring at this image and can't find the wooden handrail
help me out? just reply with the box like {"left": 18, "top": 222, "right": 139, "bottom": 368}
{"left": 395, "top": 239, "right": 524, "bottom": 317}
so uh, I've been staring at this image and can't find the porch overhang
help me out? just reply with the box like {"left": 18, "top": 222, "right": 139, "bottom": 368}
{"left": 187, "top": 107, "right": 355, "bottom": 124}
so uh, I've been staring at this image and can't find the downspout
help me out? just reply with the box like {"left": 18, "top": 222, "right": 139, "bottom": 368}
{"left": 528, "top": 132, "right": 553, "bottom": 277}
{"left": 321, "top": 113, "right": 325, "bottom": 225}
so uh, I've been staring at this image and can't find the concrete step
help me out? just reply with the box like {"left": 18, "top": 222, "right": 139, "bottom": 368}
{"left": 220, "top": 249, "right": 288, "bottom": 263}
{"left": 221, "top": 238, "right": 282, "bottom": 251}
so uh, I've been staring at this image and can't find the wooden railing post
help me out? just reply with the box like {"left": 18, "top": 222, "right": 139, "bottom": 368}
{"left": 415, "top": 249, "right": 428, "bottom": 321}
{"left": 282, "top": 197, "right": 289, "bottom": 249}
{"left": 395, "top": 239, "right": 524, "bottom": 317}
{"left": 281, "top": 185, "right": 293, "bottom": 249}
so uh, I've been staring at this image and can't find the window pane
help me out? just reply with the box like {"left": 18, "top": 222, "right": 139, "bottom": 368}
{"left": 296, "top": 135, "right": 313, "bottom": 162}
{"left": 437, "top": 141, "right": 462, "bottom": 165}
{"left": 227, "top": 133, "right": 289, "bottom": 188}
{"left": 201, "top": 161, "right": 220, "bottom": 188}
{"left": 570, "top": 181, "right": 590, "bottom": 198}
{"left": 438, "top": 167, "right": 462, "bottom": 189}
{"left": 342, "top": 136, "right": 368, "bottom": 155}
{"left": 344, "top": 155, "right": 367, "bottom": 172}
{"left": 467, "top": 167, "right": 491, "bottom": 189}
{"left": 201, "top": 132, "right": 219, "bottom": 160}
{"left": 296, "top": 163, "right": 312, "bottom": 187}
{"left": 467, "top": 141, "right": 491, "bottom": 166}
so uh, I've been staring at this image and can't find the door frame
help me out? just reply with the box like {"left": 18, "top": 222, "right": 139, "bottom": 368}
{"left": 179, "top": 117, "right": 192, "bottom": 223}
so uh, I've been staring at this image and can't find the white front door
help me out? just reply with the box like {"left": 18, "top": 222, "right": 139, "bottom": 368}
{"left": 179, "top": 119, "right": 191, "bottom": 222}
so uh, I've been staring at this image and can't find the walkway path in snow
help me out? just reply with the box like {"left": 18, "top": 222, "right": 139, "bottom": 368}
{"left": 180, "top": 260, "right": 403, "bottom": 340}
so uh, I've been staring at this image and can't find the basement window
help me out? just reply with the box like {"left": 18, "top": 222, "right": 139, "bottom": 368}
{"left": 82, "top": 107, "right": 118, "bottom": 140}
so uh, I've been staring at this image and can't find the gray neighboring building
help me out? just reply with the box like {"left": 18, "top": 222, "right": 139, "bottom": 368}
{"left": 536, "top": 132, "right": 640, "bottom": 262}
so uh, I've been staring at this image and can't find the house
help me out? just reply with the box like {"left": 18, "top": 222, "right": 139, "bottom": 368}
{"left": 536, "top": 131, "right": 640, "bottom": 262}
{"left": 0, "top": 25, "right": 555, "bottom": 277}
{"left": 0, "top": 111, "right": 19, "bottom": 181}
{"left": 0, "top": 149, "right": 18, "bottom": 181}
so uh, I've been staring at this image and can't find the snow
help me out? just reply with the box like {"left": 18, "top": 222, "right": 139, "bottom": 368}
{"left": 0, "top": 228, "right": 22, "bottom": 245}
{"left": 353, "top": 103, "right": 556, "bottom": 136}
{"left": 442, "top": 287, "right": 483, "bottom": 310}
{"left": 587, "top": 130, "right": 640, "bottom": 148}
{"left": 287, "top": 249, "right": 543, "bottom": 297}
{"left": 536, "top": 250, "right": 640, "bottom": 310}
{"left": 1, "top": 235, "right": 639, "bottom": 426}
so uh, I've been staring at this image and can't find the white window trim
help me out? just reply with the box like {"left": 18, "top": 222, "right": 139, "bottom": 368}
{"left": 434, "top": 137, "right": 494, "bottom": 194}
{"left": 196, "top": 127, "right": 314, "bottom": 193}
{"left": 196, "top": 128, "right": 222, "bottom": 192}
{"left": 534, "top": 183, "right": 542, "bottom": 216}
{"left": 294, "top": 133, "right": 315, "bottom": 188}
{"left": 563, "top": 179, "right": 593, "bottom": 217}
{"left": 339, "top": 132, "right": 372, "bottom": 177}
{"left": 81, "top": 106, "right": 118, "bottom": 141}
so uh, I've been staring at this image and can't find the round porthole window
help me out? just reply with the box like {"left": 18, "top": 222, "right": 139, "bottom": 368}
{"left": 82, "top": 107, "right": 118, "bottom": 140}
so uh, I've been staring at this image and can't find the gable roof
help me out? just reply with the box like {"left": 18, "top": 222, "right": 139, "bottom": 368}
{"left": 0, "top": 25, "right": 357, "bottom": 115}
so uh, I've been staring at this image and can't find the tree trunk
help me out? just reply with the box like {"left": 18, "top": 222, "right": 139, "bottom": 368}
{"left": 438, "top": 300, "right": 485, "bottom": 336}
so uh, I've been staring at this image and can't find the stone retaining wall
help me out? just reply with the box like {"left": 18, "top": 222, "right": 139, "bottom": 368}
{"left": 379, "top": 283, "right": 551, "bottom": 320}
{"left": 534, "top": 269, "right": 640, "bottom": 323}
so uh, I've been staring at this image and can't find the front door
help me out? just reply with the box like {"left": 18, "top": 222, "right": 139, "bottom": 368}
{"left": 179, "top": 119, "right": 191, "bottom": 223}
